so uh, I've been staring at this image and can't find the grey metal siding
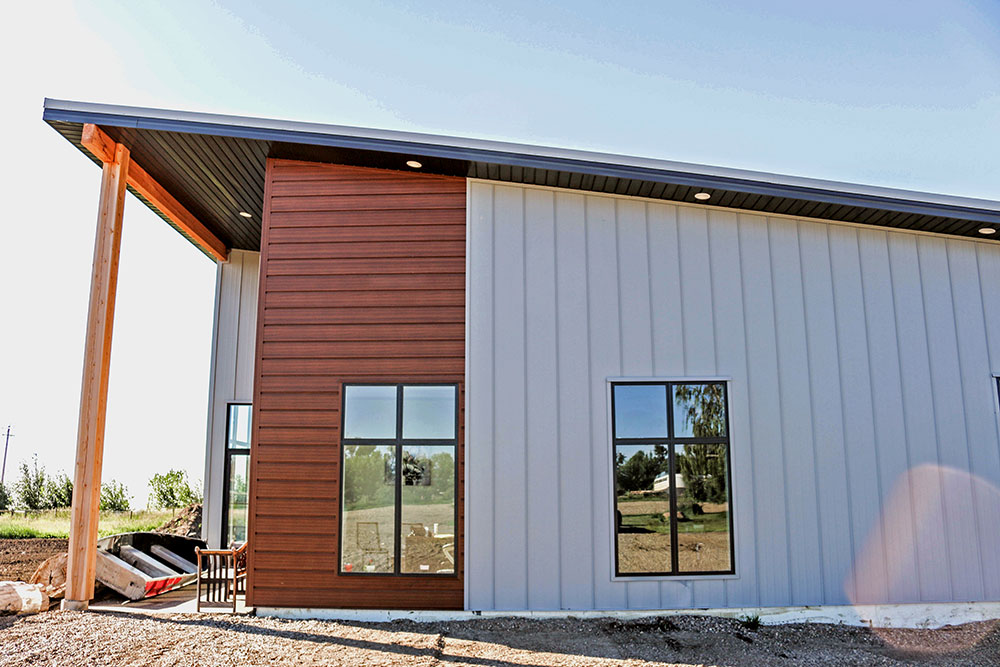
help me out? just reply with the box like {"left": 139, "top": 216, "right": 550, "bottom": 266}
{"left": 202, "top": 250, "right": 260, "bottom": 548}
{"left": 466, "top": 181, "right": 1000, "bottom": 610}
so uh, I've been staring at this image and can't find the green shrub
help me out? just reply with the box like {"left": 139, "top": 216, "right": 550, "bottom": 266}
{"left": 148, "top": 470, "right": 201, "bottom": 509}
{"left": 14, "top": 456, "right": 47, "bottom": 510}
{"left": 45, "top": 472, "right": 73, "bottom": 508}
{"left": 0, "top": 482, "right": 10, "bottom": 511}
{"left": 100, "top": 480, "right": 131, "bottom": 512}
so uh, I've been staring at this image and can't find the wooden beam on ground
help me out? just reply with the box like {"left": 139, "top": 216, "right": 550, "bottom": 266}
{"left": 149, "top": 544, "right": 198, "bottom": 574}
{"left": 119, "top": 545, "right": 181, "bottom": 578}
{"left": 95, "top": 551, "right": 147, "bottom": 600}
{"left": 81, "top": 123, "right": 229, "bottom": 262}
{"left": 63, "top": 141, "right": 130, "bottom": 612}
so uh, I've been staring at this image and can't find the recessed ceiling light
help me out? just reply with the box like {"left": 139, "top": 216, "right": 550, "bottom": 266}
{"left": 979, "top": 227, "right": 996, "bottom": 235}
{"left": 694, "top": 192, "right": 711, "bottom": 201}
{"left": 238, "top": 211, "right": 252, "bottom": 218}
{"left": 406, "top": 160, "right": 423, "bottom": 169}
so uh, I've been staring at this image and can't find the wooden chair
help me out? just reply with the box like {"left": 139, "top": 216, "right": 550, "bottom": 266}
{"left": 195, "top": 542, "right": 248, "bottom": 612}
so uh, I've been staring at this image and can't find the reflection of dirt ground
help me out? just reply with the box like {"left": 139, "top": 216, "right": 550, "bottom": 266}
{"left": 341, "top": 503, "right": 454, "bottom": 573}
{"left": 618, "top": 532, "right": 730, "bottom": 573}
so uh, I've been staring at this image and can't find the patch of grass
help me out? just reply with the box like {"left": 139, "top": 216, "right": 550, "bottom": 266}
{"left": 0, "top": 509, "right": 175, "bottom": 539}
{"left": 738, "top": 614, "right": 761, "bottom": 631}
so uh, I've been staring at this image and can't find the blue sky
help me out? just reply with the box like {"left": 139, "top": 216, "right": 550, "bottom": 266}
{"left": 1, "top": 0, "right": 998, "bottom": 505}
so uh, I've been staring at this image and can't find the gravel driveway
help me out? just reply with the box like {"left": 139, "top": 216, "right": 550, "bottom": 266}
{"left": 2, "top": 611, "right": 1000, "bottom": 666}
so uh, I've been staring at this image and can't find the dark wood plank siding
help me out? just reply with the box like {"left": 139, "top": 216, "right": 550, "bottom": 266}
{"left": 248, "top": 159, "right": 466, "bottom": 610}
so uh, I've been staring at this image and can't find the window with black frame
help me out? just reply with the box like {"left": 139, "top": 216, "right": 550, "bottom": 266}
{"left": 222, "top": 404, "right": 252, "bottom": 546}
{"left": 611, "top": 381, "right": 733, "bottom": 576}
{"left": 340, "top": 384, "right": 458, "bottom": 575}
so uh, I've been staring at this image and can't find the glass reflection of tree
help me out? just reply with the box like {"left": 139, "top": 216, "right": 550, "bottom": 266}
{"left": 674, "top": 385, "right": 727, "bottom": 506}
{"left": 616, "top": 445, "right": 668, "bottom": 493}
{"left": 343, "top": 445, "right": 394, "bottom": 510}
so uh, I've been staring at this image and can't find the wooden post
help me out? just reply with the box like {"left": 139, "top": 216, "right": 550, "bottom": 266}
{"left": 62, "top": 142, "right": 130, "bottom": 611}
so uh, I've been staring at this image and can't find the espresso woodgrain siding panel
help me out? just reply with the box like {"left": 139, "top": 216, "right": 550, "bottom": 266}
{"left": 249, "top": 159, "right": 466, "bottom": 610}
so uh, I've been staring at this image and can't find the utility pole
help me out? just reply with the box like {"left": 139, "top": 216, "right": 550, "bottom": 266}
{"left": 1, "top": 425, "right": 12, "bottom": 487}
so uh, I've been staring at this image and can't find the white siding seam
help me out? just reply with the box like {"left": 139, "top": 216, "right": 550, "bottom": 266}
{"left": 944, "top": 242, "right": 987, "bottom": 597}
{"left": 490, "top": 184, "right": 498, "bottom": 608}
{"left": 826, "top": 224, "right": 859, "bottom": 604}
{"left": 886, "top": 238, "right": 924, "bottom": 601}
{"left": 466, "top": 178, "right": 1000, "bottom": 248}
{"left": 796, "top": 221, "right": 827, "bottom": 603}
{"left": 677, "top": 208, "right": 688, "bottom": 375}
{"left": 915, "top": 239, "right": 957, "bottom": 599}
{"left": 521, "top": 188, "right": 530, "bottom": 608}
{"left": 766, "top": 218, "right": 796, "bottom": 603}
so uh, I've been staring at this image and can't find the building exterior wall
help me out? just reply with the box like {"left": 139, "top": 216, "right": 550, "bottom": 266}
{"left": 203, "top": 249, "right": 260, "bottom": 548}
{"left": 247, "top": 159, "right": 466, "bottom": 609}
{"left": 466, "top": 180, "right": 1000, "bottom": 611}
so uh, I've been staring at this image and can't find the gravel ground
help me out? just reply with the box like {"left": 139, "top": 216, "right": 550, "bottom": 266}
{"left": 2, "top": 611, "right": 999, "bottom": 666}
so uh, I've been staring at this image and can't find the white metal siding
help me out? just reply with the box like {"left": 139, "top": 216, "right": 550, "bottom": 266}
{"left": 202, "top": 250, "right": 260, "bottom": 548}
{"left": 466, "top": 181, "right": 1000, "bottom": 611}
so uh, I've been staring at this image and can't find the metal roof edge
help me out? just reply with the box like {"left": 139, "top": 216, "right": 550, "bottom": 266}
{"left": 42, "top": 98, "right": 1000, "bottom": 224}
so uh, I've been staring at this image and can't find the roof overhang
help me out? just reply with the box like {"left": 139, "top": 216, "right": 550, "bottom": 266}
{"left": 43, "top": 98, "right": 1000, "bottom": 255}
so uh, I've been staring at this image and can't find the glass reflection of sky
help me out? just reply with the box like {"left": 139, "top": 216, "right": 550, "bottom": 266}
{"left": 344, "top": 385, "right": 397, "bottom": 439}
{"left": 228, "top": 404, "right": 252, "bottom": 449}
{"left": 614, "top": 384, "right": 667, "bottom": 438}
{"left": 402, "top": 386, "right": 456, "bottom": 439}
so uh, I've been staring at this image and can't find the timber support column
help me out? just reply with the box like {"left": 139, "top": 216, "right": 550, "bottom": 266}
{"left": 62, "top": 139, "right": 130, "bottom": 611}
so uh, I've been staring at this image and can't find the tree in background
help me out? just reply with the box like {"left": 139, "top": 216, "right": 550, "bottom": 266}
{"left": 100, "top": 480, "right": 131, "bottom": 512}
{"left": 14, "top": 455, "right": 47, "bottom": 510}
{"left": 0, "top": 482, "right": 10, "bottom": 511}
{"left": 45, "top": 472, "right": 73, "bottom": 509}
{"left": 616, "top": 449, "right": 666, "bottom": 493}
{"left": 673, "top": 384, "right": 728, "bottom": 505}
{"left": 148, "top": 470, "right": 201, "bottom": 509}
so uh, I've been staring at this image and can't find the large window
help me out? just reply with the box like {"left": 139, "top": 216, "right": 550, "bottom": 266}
{"left": 340, "top": 384, "right": 458, "bottom": 575}
{"left": 222, "top": 403, "right": 252, "bottom": 546}
{"left": 611, "top": 381, "right": 733, "bottom": 576}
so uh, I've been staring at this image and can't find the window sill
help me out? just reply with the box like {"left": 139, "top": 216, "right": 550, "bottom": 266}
{"left": 611, "top": 573, "right": 739, "bottom": 583}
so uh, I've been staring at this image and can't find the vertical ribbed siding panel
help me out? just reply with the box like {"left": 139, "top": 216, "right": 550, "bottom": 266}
{"left": 203, "top": 250, "right": 260, "bottom": 548}
{"left": 948, "top": 240, "right": 1000, "bottom": 601}
{"left": 465, "top": 181, "right": 1000, "bottom": 611}
{"left": 828, "top": 225, "right": 888, "bottom": 605}
{"left": 738, "top": 214, "right": 792, "bottom": 607}
{"left": 554, "top": 192, "right": 596, "bottom": 610}
{"left": 466, "top": 182, "right": 495, "bottom": 610}
{"left": 491, "top": 185, "right": 528, "bottom": 610}
{"left": 918, "top": 237, "right": 986, "bottom": 602}
{"left": 797, "top": 224, "right": 854, "bottom": 604}
{"left": 886, "top": 234, "right": 951, "bottom": 602}
{"left": 857, "top": 229, "right": 919, "bottom": 603}
{"left": 585, "top": 195, "right": 627, "bottom": 611}
{"left": 524, "top": 188, "right": 561, "bottom": 609}
{"left": 768, "top": 218, "right": 823, "bottom": 605}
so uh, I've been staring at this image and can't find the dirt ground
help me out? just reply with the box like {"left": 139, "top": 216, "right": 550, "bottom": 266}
{"left": 2, "top": 610, "right": 1000, "bottom": 666}
{"left": 0, "top": 539, "right": 67, "bottom": 582}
